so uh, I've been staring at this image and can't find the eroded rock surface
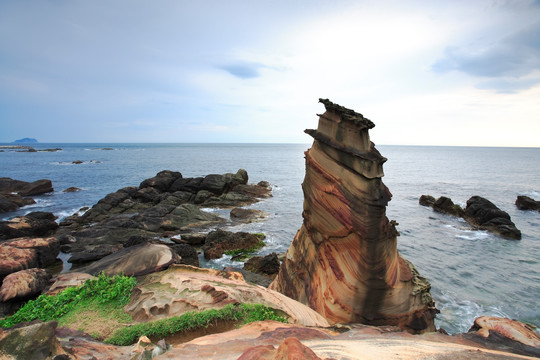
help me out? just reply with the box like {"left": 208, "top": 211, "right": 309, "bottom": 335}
{"left": 155, "top": 320, "right": 538, "bottom": 360}
{"left": 269, "top": 99, "right": 437, "bottom": 332}
{"left": 124, "top": 265, "right": 330, "bottom": 328}
{"left": 79, "top": 243, "right": 179, "bottom": 277}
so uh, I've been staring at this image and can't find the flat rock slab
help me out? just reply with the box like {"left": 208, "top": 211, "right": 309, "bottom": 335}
{"left": 155, "top": 321, "right": 538, "bottom": 360}
{"left": 79, "top": 243, "right": 178, "bottom": 277}
{"left": 125, "top": 265, "right": 330, "bottom": 328}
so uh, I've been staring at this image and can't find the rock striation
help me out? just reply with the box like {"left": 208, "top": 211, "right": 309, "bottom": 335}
{"left": 269, "top": 99, "right": 437, "bottom": 333}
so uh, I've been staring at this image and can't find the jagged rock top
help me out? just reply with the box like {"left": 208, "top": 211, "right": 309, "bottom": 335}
{"left": 318, "top": 98, "right": 375, "bottom": 130}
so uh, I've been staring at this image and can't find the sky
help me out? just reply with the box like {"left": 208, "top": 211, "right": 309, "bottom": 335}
{"left": 1, "top": 0, "right": 539, "bottom": 146}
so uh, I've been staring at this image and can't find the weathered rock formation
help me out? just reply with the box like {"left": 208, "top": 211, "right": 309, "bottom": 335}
{"left": 420, "top": 195, "right": 522, "bottom": 240}
{"left": 78, "top": 243, "right": 179, "bottom": 277}
{"left": 124, "top": 265, "right": 330, "bottom": 328}
{"left": 516, "top": 195, "right": 540, "bottom": 212}
{"left": 269, "top": 99, "right": 437, "bottom": 332}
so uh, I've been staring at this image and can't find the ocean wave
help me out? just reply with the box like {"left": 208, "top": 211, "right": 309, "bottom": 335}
{"left": 434, "top": 291, "right": 509, "bottom": 334}
{"left": 55, "top": 206, "right": 90, "bottom": 221}
{"left": 455, "top": 230, "right": 490, "bottom": 241}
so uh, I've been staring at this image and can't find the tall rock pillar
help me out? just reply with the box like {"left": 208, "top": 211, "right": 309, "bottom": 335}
{"left": 269, "top": 99, "right": 437, "bottom": 332}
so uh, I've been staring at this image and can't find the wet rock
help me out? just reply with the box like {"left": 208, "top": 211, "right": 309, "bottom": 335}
{"left": 203, "top": 229, "right": 264, "bottom": 260}
{"left": 170, "top": 243, "right": 199, "bottom": 267}
{"left": 464, "top": 196, "right": 521, "bottom": 240}
{"left": 0, "top": 321, "right": 67, "bottom": 359}
{"left": 230, "top": 208, "right": 267, "bottom": 223}
{"left": 0, "top": 178, "right": 53, "bottom": 197}
{"left": 269, "top": 99, "right": 437, "bottom": 333}
{"left": 0, "top": 212, "right": 59, "bottom": 240}
{"left": 173, "top": 232, "right": 207, "bottom": 246}
{"left": 420, "top": 195, "right": 521, "bottom": 240}
{"left": 79, "top": 242, "right": 178, "bottom": 277}
{"left": 0, "top": 268, "right": 52, "bottom": 302}
{"left": 62, "top": 187, "right": 81, "bottom": 193}
{"left": 243, "top": 253, "right": 280, "bottom": 276}
{"left": 516, "top": 195, "right": 540, "bottom": 212}
{"left": 0, "top": 193, "right": 35, "bottom": 213}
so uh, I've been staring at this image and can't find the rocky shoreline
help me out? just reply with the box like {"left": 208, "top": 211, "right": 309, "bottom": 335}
{"left": 1, "top": 100, "right": 539, "bottom": 359}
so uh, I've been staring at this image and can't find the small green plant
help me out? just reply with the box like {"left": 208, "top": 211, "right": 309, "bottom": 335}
{"left": 106, "top": 303, "right": 287, "bottom": 346}
{"left": 0, "top": 273, "right": 136, "bottom": 328}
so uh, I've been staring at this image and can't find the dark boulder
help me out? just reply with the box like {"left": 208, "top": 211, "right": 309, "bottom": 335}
{"left": 515, "top": 195, "right": 540, "bottom": 212}
{"left": 0, "top": 193, "right": 35, "bottom": 212}
{"left": 0, "top": 177, "right": 53, "bottom": 196}
{"left": 464, "top": 196, "right": 521, "bottom": 240}
{"left": 139, "top": 170, "right": 182, "bottom": 192}
{"left": 0, "top": 212, "right": 59, "bottom": 240}
{"left": 243, "top": 253, "right": 280, "bottom": 276}
{"left": 420, "top": 195, "right": 521, "bottom": 240}
{"left": 62, "top": 187, "right": 81, "bottom": 193}
{"left": 419, "top": 195, "right": 436, "bottom": 207}
{"left": 0, "top": 321, "right": 65, "bottom": 360}
{"left": 203, "top": 229, "right": 264, "bottom": 260}
{"left": 432, "top": 196, "right": 464, "bottom": 217}
{"left": 171, "top": 243, "right": 199, "bottom": 267}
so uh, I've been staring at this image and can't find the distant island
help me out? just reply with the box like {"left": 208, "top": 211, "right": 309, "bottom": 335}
{"left": 13, "top": 138, "right": 38, "bottom": 143}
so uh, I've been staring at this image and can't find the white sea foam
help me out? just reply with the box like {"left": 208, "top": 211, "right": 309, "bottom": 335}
{"left": 435, "top": 291, "right": 509, "bottom": 334}
{"left": 455, "top": 230, "right": 490, "bottom": 241}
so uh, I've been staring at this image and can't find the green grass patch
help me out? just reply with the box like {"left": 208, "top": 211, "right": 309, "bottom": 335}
{"left": 0, "top": 273, "right": 136, "bottom": 328}
{"left": 106, "top": 303, "right": 287, "bottom": 346}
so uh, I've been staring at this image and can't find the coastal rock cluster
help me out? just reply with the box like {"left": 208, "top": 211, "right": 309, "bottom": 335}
{"left": 0, "top": 178, "right": 54, "bottom": 213}
{"left": 269, "top": 99, "right": 437, "bottom": 332}
{"left": 57, "top": 169, "right": 271, "bottom": 261}
{"left": 419, "top": 195, "right": 522, "bottom": 239}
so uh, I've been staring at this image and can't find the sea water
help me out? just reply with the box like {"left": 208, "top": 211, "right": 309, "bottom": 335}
{"left": 1, "top": 143, "right": 539, "bottom": 334}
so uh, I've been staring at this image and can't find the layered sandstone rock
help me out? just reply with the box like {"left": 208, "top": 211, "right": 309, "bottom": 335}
{"left": 269, "top": 99, "right": 437, "bottom": 332}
